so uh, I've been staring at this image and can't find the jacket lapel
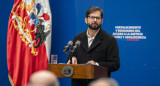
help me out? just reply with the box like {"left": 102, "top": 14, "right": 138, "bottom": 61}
{"left": 80, "top": 31, "right": 88, "bottom": 52}
{"left": 88, "top": 29, "right": 103, "bottom": 52}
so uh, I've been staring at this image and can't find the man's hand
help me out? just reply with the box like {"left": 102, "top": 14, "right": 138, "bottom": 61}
{"left": 67, "top": 57, "right": 77, "bottom": 64}
{"left": 87, "top": 60, "right": 99, "bottom": 66}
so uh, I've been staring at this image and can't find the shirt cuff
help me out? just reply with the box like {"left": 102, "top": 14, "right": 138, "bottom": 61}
{"left": 95, "top": 62, "right": 99, "bottom": 66}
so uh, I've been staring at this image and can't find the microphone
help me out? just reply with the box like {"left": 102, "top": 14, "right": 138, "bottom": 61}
{"left": 63, "top": 41, "right": 73, "bottom": 53}
{"left": 68, "top": 40, "right": 81, "bottom": 64}
{"left": 71, "top": 40, "right": 81, "bottom": 52}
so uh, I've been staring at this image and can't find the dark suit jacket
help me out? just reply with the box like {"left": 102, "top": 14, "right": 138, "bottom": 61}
{"left": 72, "top": 28, "right": 120, "bottom": 75}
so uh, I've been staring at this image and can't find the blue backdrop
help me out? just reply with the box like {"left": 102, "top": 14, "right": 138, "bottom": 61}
{"left": 0, "top": 0, "right": 160, "bottom": 86}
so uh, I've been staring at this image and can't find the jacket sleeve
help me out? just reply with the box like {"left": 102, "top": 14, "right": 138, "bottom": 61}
{"left": 98, "top": 37, "right": 120, "bottom": 72}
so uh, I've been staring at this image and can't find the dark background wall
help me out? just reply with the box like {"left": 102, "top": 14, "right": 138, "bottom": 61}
{"left": 0, "top": 0, "right": 160, "bottom": 86}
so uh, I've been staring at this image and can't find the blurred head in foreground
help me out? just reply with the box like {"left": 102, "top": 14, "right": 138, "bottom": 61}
{"left": 88, "top": 78, "right": 118, "bottom": 86}
{"left": 28, "top": 70, "right": 59, "bottom": 86}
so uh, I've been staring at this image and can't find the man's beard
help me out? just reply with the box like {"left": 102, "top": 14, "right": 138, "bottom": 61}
{"left": 87, "top": 22, "right": 101, "bottom": 30}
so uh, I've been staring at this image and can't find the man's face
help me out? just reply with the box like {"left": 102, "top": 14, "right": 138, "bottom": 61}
{"left": 85, "top": 11, "right": 103, "bottom": 30}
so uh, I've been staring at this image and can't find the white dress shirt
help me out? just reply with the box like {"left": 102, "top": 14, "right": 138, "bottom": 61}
{"left": 86, "top": 29, "right": 100, "bottom": 66}
{"left": 86, "top": 29, "right": 100, "bottom": 48}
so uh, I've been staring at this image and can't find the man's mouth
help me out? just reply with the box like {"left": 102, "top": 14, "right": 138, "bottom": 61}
{"left": 92, "top": 23, "right": 98, "bottom": 26}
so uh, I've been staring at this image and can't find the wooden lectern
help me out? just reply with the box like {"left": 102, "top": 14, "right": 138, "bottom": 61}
{"left": 48, "top": 64, "right": 108, "bottom": 79}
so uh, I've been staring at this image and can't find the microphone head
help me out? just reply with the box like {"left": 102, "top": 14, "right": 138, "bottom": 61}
{"left": 75, "top": 40, "right": 81, "bottom": 46}
{"left": 68, "top": 41, "right": 73, "bottom": 47}
{"left": 71, "top": 40, "right": 81, "bottom": 52}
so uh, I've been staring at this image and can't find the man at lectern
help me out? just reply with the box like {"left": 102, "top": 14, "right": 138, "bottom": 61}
{"left": 67, "top": 6, "right": 120, "bottom": 86}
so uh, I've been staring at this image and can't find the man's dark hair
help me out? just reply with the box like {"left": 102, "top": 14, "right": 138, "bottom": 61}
{"left": 86, "top": 6, "right": 103, "bottom": 18}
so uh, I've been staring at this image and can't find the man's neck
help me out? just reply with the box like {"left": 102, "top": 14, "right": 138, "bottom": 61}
{"left": 87, "top": 28, "right": 100, "bottom": 38}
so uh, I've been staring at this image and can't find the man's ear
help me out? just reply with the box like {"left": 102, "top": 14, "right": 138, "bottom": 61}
{"left": 85, "top": 17, "right": 87, "bottom": 24}
{"left": 101, "top": 18, "right": 103, "bottom": 24}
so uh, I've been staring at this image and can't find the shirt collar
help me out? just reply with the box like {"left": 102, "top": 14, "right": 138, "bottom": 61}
{"left": 86, "top": 28, "right": 100, "bottom": 39}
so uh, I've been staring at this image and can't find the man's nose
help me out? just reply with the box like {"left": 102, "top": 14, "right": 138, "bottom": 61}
{"left": 93, "top": 18, "right": 97, "bottom": 21}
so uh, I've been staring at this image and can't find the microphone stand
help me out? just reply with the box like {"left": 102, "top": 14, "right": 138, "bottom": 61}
{"left": 69, "top": 46, "right": 78, "bottom": 64}
{"left": 63, "top": 49, "right": 73, "bottom": 64}
{"left": 63, "top": 40, "right": 80, "bottom": 64}
{"left": 63, "top": 47, "right": 76, "bottom": 64}
{"left": 69, "top": 51, "right": 73, "bottom": 64}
